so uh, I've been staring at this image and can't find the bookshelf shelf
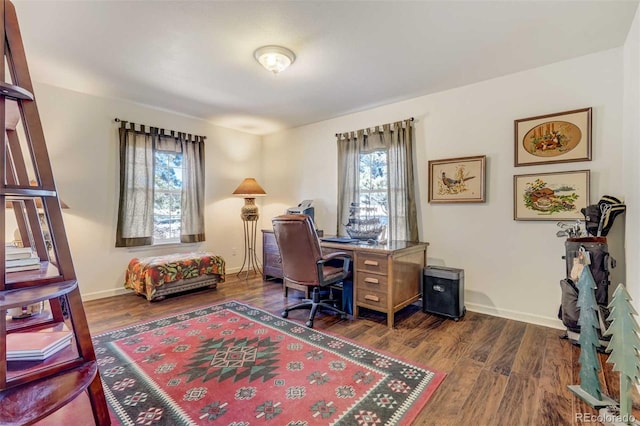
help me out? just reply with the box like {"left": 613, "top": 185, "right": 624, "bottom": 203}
{"left": 0, "top": 281, "right": 76, "bottom": 310}
{"left": 6, "top": 338, "right": 80, "bottom": 387}
{"left": 0, "top": 362, "right": 97, "bottom": 425}
{"left": 0, "top": 1, "right": 109, "bottom": 423}
{"left": 6, "top": 310, "right": 55, "bottom": 333}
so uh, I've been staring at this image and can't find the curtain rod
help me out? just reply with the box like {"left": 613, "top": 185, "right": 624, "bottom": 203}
{"left": 114, "top": 118, "right": 207, "bottom": 141}
{"left": 335, "top": 117, "right": 414, "bottom": 138}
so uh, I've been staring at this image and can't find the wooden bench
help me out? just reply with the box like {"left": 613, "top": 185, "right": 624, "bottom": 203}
{"left": 124, "top": 252, "right": 225, "bottom": 301}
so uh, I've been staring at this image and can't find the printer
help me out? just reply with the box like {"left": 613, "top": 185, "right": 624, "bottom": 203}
{"left": 287, "top": 199, "right": 314, "bottom": 223}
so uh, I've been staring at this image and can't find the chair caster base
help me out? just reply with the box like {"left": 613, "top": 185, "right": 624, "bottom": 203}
{"left": 340, "top": 313, "right": 347, "bottom": 320}
{"left": 305, "top": 320, "right": 313, "bottom": 328}
{"left": 282, "top": 311, "right": 288, "bottom": 318}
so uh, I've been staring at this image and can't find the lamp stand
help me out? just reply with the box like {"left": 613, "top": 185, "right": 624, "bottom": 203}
{"left": 237, "top": 198, "right": 262, "bottom": 279}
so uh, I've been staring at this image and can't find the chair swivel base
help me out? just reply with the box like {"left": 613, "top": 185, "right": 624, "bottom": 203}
{"left": 282, "top": 287, "right": 347, "bottom": 328}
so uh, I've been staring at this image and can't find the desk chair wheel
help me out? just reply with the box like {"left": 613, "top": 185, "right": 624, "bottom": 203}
{"left": 305, "top": 320, "right": 313, "bottom": 328}
{"left": 282, "top": 311, "right": 288, "bottom": 318}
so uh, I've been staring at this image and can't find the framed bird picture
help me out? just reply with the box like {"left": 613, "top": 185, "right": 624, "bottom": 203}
{"left": 428, "top": 155, "right": 486, "bottom": 203}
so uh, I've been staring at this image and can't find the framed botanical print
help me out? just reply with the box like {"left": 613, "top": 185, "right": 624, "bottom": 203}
{"left": 514, "top": 107, "right": 592, "bottom": 166}
{"left": 513, "top": 170, "right": 590, "bottom": 221}
{"left": 428, "top": 155, "right": 486, "bottom": 203}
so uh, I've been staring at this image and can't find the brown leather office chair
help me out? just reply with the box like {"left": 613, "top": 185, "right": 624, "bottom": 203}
{"left": 272, "top": 214, "right": 351, "bottom": 328}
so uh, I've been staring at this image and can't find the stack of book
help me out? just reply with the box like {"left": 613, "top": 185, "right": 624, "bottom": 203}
{"left": 6, "top": 245, "right": 40, "bottom": 272}
{"left": 6, "top": 329, "right": 72, "bottom": 361}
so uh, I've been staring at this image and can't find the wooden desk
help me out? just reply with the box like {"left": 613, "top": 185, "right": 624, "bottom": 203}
{"left": 262, "top": 230, "right": 428, "bottom": 328}
{"left": 321, "top": 239, "right": 427, "bottom": 328}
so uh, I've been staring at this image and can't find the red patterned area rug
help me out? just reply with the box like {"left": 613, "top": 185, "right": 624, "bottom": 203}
{"left": 94, "top": 300, "right": 445, "bottom": 425}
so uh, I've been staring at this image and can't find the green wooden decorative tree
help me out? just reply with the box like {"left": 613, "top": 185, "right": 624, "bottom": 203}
{"left": 577, "top": 265, "right": 603, "bottom": 399}
{"left": 604, "top": 283, "right": 640, "bottom": 423}
{"left": 568, "top": 263, "right": 616, "bottom": 408}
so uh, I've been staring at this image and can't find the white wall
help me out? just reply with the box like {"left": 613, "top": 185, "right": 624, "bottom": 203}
{"left": 25, "top": 83, "right": 263, "bottom": 299}
{"left": 623, "top": 7, "right": 640, "bottom": 309}
{"left": 262, "top": 49, "right": 626, "bottom": 328}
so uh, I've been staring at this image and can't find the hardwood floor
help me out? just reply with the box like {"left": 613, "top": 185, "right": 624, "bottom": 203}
{"left": 83, "top": 275, "right": 638, "bottom": 425}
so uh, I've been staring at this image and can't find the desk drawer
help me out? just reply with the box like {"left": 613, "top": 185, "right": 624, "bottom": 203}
{"left": 357, "top": 273, "right": 388, "bottom": 292}
{"left": 263, "top": 248, "right": 283, "bottom": 279}
{"left": 356, "top": 288, "right": 388, "bottom": 310}
{"left": 357, "top": 253, "right": 388, "bottom": 274}
{"left": 263, "top": 232, "right": 279, "bottom": 250}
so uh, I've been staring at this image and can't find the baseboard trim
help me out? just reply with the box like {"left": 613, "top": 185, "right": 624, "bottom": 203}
{"left": 465, "top": 302, "right": 565, "bottom": 330}
{"left": 82, "top": 287, "right": 130, "bottom": 301}
{"left": 81, "top": 279, "right": 565, "bottom": 331}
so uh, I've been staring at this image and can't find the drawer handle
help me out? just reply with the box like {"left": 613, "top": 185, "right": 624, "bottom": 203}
{"left": 364, "top": 277, "right": 379, "bottom": 284}
{"left": 364, "top": 260, "right": 379, "bottom": 266}
{"left": 364, "top": 295, "right": 380, "bottom": 302}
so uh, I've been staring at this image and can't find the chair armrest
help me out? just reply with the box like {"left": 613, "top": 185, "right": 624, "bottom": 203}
{"left": 316, "top": 252, "right": 352, "bottom": 284}
{"left": 322, "top": 251, "right": 350, "bottom": 261}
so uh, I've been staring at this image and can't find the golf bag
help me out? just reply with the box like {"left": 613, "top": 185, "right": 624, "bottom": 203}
{"left": 558, "top": 237, "right": 614, "bottom": 349}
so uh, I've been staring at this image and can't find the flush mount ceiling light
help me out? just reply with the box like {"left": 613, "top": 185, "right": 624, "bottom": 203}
{"left": 253, "top": 45, "right": 296, "bottom": 74}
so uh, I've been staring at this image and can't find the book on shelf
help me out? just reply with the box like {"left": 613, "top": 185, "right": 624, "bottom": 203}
{"left": 6, "top": 253, "right": 39, "bottom": 267}
{"left": 5, "top": 250, "right": 41, "bottom": 272}
{"left": 6, "top": 262, "right": 41, "bottom": 273}
{"left": 6, "top": 330, "right": 73, "bottom": 361}
{"left": 5, "top": 245, "right": 35, "bottom": 260}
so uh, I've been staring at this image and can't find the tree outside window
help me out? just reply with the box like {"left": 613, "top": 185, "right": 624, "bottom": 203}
{"left": 359, "top": 150, "right": 388, "bottom": 225}
{"left": 154, "top": 151, "right": 182, "bottom": 242}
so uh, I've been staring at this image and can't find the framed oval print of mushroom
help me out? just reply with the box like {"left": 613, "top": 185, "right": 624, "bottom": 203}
{"left": 514, "top": 170, "right": 590, "bottom": 221}
{"left": 514, "top": 107, "right": 592, "bottom": 166}
{"left": 428, "top": 155, "right": 486, "bottom": 203}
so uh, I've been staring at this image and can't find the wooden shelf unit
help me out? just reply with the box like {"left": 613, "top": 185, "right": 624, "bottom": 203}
{"left": 0, "top": 1, "right": 110, "bottom": 424}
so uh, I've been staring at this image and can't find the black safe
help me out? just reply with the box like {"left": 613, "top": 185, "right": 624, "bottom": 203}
{"left": 422, "top": 266, "right": 465, "bottom": 321}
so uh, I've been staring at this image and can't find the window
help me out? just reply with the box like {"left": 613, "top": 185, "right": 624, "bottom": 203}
{"left": 337, "top": 120, "right": 418, "bottom": 242}
{"left": 116, "top": 125, "right": 206, "bottom": 248}
{"left": 359, "top": 150, "right": 388, "bottom": 226}
{"left": 154, "top": 150, "right": 182, "bottom": 243}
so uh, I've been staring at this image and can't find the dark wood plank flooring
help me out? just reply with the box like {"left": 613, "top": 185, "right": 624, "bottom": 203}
{"left": 83, "top": 275, "right": 639, "bottom": 425}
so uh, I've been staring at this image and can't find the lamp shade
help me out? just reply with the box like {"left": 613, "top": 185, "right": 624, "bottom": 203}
{"left": 232, "top": 178, "right": 266, "bottom": 197}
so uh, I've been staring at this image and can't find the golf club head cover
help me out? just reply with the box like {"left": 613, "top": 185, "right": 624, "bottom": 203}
{"left": 598, "top": 195, "right": 626, "bottom": 236}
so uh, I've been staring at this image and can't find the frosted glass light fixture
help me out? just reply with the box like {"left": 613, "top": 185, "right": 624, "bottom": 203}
{"left": 253, "top": 45, "right": 296, "bottom": 74}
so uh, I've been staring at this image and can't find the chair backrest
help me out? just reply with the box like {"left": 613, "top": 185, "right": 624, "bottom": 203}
{"left": 272, "top": 214, "right": 323, "bottom": 286}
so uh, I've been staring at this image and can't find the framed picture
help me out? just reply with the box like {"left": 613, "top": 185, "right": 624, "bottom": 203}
{"left": 428, "top": 155, "right": 486, "bottom": 203}
{"left": 514, "top": 107, "right": 592, "bottom": 166}
{"left": 513, "top": 170, "right": 590, "bottom": 221}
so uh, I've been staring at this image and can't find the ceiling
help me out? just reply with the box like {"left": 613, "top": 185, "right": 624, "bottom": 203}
{"left": 12, "top": 0, "right": 639, "bottom": 136}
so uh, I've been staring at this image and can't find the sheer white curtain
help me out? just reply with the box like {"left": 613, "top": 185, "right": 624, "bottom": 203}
{"left": 115, "top": 128, "right": 154, "bottom": 247}
{"left": 336, "top": 119, "right": 418, "bottom": 242}
{"left": 337, "top": 129, "right": 364, "bottom": 237}
{"left": 180, "top": 135, "right": 205, "bottom": 243}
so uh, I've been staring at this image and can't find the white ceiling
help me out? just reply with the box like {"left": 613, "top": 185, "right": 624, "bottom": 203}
{"left": 12, "top": 0, "right": 639, "bottom": 135}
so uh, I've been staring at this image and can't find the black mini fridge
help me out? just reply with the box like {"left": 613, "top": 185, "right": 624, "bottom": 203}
{"left": 422, "top": 266, "right": 465, "bottom": 321}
